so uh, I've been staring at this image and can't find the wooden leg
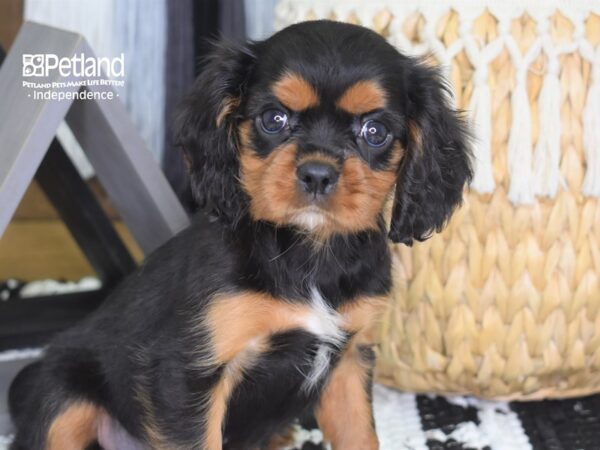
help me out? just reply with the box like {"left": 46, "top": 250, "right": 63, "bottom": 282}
{"left": 316, "top": 344, "right": 378, "bottom": 450}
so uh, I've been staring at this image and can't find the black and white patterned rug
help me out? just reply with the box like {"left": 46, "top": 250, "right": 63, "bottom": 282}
{"left": 285, "top": 386, "right": 600, "bottom": 450}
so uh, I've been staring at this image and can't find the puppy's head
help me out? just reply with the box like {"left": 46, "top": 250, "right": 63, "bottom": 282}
{"left": 176, "top": 21, "right": 472, "bottom": 244}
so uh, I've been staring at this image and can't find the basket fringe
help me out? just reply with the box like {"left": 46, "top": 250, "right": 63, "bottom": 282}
{"left": 583, "top": 48, "right": 600, "bottom": 197}
{"left": 533, "top": 61, "right": 562, "bottom": 197}
{"left": 507, "top": 72, "right": 534, "bottom": 204}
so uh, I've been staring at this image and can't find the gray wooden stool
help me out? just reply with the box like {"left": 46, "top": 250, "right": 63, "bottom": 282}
{"left": 0, "top": 22, "right": 191, "bottom": 435}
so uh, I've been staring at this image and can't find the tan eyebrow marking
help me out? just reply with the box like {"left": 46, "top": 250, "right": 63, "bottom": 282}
{"left": 337, "top": 80, "right": 387, "bottom": 115}
{"left": 272, "top": 72, "right": 320, "bottom": 111}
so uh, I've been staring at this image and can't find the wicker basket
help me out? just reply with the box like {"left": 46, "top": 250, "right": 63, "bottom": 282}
{"left": 276, "top": 0, "right": 600, "bottom": 400}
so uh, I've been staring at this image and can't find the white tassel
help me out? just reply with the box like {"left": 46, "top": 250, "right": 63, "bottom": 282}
{"left": 533, "top": 62, "right": 561, "bottom": 197}
{"left": 582, "top": 53, "right": 600, "bottom": 197}
{"left": 469, "top": 68, "right": 496, "bottom": 193}
{"left": 507, "top": 73, "right": 534, "bottom": 204}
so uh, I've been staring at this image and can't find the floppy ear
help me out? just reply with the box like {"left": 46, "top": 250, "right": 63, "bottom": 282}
{"left": 388, "top": 60, "right": 473, "bottom": 245}
{"left": 174, "top": 41, "right": 255, "bottom": 223}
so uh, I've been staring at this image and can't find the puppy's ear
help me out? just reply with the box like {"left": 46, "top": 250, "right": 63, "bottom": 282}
{"left": 388, "top": 60, "right": 473, "bottom": 245}
{"left": 175, "top": 41, "right": 255, "bottom": 222}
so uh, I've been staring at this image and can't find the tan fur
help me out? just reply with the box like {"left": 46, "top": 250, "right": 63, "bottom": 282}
{"left": 239, "top": 119, "right": 403, "bottom": 239}
{"left": 273, "top": 72, "right": 319, "bottom": 111}
{"left": 137, "top": 291, "right": 384, "bottom": 449}
{"left": 134, "top": 288, "right": 326, "bottom": 449}
{"left": 206, "top": 291, "right": 318, "bottom": 363}
{"left": 316, "top": 297, "right": 385, "bottom": 450}
{"left": 339, "top": 296, "right": 386, "bottom": 342}
{"left": 263, "top": 428, "right": 295, "bottom": 450}
{"left": 130, "top": 347, "right": 177, "bottom": 450}
{"left": 203, "top": 349, "right": 260, "bottom": 450}
{"left": 47, "top": 402, "right": 103, "bottom": 450}
{"left": 316, "top": 351, "right": 379, "bottom": 450}
{"left": 203, "top": 294, "right": 384, "bottom": 450}
{"left": 135, "top": 378, "right": 172, "bottom": 450}
{"left": 201, "top": 290, "right": 335, "bottom": 449}
{"left": 239, "top": 120, "right": 302, "bottom": 227}
{"left": 336, "top": 80, "right": 386, "bottom": 115}
{"left": 322, "top": 145, "right": 402, "bottom": 236}
{"left": 296, "top": 153, "right": 341, "bottom": 171}
{"left": 216, "top": 96, "right": 240, "bottom": 127}
{"left": 408, "top": 120, "right": 423, "bottom": 153}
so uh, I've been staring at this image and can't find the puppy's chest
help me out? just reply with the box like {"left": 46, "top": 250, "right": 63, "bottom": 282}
{"left": 286, "top": 288, "right": 347, "bottom": 390}
{"left": 205, "top": 289, "right": 379, "bottom": 386}
{"left": 215, "top": 289, "right": 380, "bottom": 447}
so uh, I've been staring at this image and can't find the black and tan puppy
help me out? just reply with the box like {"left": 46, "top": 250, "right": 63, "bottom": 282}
{"left": 9, "top": 20, "right": 472, "bottom": 450}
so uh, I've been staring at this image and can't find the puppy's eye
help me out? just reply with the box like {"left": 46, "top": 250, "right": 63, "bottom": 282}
{"left": 260, "top": 109, "right": 288, "bottom": 134}
{"left": 360, "top": 120, "right": 390, "bottom": 148}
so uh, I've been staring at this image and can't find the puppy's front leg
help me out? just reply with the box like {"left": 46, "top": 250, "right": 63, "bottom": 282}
{"left": 201, "top": 291, "right": 323, "bottom": 450}
{"left": 315, "top": 343, "right": 379, "bottom": 450}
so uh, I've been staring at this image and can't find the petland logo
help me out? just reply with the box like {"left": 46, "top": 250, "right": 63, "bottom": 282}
{"left": 22, "top": 53, "right": 125, "bottom": 78}
{"left": 22, "top": 52, "right": 125, "bottom": 101}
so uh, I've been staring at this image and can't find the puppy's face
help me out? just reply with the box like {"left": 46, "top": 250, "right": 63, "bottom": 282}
{"left": 239, "top": 70, "right": 403, "bottom": 237}
{"left": 177, "top": 21, "right": 472, "bottom": 244}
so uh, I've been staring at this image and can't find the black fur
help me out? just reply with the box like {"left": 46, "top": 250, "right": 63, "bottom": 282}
{"left": 224, "top": 330, "right": 331, "bottom": 449}
{"left": 176, "top": 21, "right": 472, "bottom": 244}
{"left": 9, "top": 20, "right": 471, "bottom": 450}
{"left": 175, "top": 40, "right": 255, "bottom": 224}
{"left": 388, "top": 60, "right": 473, "bottom": 245}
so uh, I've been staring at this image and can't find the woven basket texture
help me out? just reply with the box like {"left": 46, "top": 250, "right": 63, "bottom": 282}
{"left": 275, "top": 3, "right": 600, "bottom": 400}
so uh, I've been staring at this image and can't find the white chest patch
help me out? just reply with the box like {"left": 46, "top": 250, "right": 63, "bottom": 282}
{"left": 292, "top": 210, "right": 326, "bottom": 230}
{"left": 300, "top": 287, "right": 346, "bottom": 392}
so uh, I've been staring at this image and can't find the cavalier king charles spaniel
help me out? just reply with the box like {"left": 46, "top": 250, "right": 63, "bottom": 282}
{"left": 9, "top": 20, "right": 472, "bottom": 450}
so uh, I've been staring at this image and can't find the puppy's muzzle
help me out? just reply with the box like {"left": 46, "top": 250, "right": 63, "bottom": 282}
{"left": 297, "top": 161, "right": 339, "bottom": 198}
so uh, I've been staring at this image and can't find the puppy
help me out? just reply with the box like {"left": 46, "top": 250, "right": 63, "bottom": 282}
{"left": 8, "top": 20, "right": 472, "bottom": 450}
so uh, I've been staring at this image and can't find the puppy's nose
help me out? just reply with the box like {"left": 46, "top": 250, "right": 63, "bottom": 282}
{"left": 297, "top": 161, "right": 339, "bottom": 196}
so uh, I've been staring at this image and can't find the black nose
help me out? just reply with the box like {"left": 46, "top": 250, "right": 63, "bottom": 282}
{"left": 297, "top": 161, "right": 339, "bottom": 196}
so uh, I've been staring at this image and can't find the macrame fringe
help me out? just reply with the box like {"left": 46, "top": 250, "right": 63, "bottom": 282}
{"left": 507, "top": 76, "right": 534, "bottom": 204}
{"left": 469, "top": 72, "right": 496, "bottom": 193}
{"left": 533, "top": 67, "right": 561, "bottom": 197}
{"left": 582, "top": 57, "right": 600, "bottom": 197}
{"left": 277, "top": 0, "right": 600, "bottom": 206}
